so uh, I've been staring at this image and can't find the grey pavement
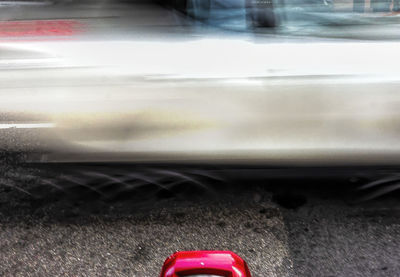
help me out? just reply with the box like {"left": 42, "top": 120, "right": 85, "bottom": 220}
{"left": 0, "top": 161, "right": 399, "bottom": 276}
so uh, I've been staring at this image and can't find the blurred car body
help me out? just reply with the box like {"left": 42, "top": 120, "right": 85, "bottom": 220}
{"left": 1, "top": 1, "right": 400, "bottom": 167}
{"left": 2, "top": 39, "right": 400, "bottom": 166}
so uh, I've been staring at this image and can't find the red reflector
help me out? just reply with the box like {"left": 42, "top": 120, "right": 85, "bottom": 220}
{"left": 0, "top": 20, "right": 83, "bottom": 37}
{"left": 160, "top": 251, "right": 252, "bottom": 277}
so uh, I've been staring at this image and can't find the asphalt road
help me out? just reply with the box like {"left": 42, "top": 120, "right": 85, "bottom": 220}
{"left": 0, "top": 161, "right": 400, "bottom": 277}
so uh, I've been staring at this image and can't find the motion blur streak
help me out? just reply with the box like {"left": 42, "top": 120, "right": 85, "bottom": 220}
{"left": 0, "top": 20, "right": 83, "bottom": 37}
{"left": 1, "top": 0, "right": 400, "bottom": 165}
{"left": 0, "top": 123, "right": 55, "bottom": 129}
{"left": 10, "top": 40, "right": 400, "bottom": 78}
{"left": 2, "top": 38, "right": 400, "bottom": 164}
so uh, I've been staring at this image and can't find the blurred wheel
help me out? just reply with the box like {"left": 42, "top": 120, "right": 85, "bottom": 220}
{"left": 172, "top": 0, "right": 188, "bottom": 13}
{"left": 246, "top": 0, "right": 276, "bottom": 27}
{"left": 187, "top": 0, "right": 211, "bottom": 20}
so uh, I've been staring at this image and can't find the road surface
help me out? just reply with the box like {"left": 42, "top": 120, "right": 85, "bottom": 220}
{"left": 0, "top": 161, "right": 399, "bottom": 276}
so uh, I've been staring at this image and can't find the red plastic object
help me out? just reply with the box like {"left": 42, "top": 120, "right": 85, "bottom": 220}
{"left": 160, "top": 251, "right": 252, "bottom": 277}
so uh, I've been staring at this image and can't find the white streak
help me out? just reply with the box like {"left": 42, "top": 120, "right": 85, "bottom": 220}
{"left": 0, "top": 123, "right": 55, "bottom": 129}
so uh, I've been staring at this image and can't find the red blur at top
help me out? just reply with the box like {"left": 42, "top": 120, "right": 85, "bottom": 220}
{"left": 160, "top": 251, "right": 252, "bottom": 277}
{"left": 0, "top": 20, "right": 83, "bottom": 38}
